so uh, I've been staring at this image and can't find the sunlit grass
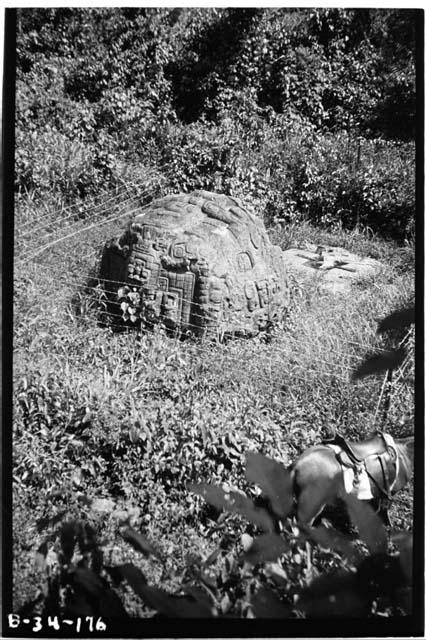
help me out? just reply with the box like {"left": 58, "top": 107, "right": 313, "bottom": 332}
{"left": 13, "top": 205, "right": 415, "bottom": 612}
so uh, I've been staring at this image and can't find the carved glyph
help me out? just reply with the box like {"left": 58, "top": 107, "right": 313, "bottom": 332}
{"left": 99, "top": 190, "right": 289, "bottom": 337}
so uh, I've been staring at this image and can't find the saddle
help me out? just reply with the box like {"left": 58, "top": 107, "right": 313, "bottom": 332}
{"left": 333, "top": 432, "right": 388, "bottom": 463}
{"left": 326, "top": 431, "right": 398, "bottom": 499}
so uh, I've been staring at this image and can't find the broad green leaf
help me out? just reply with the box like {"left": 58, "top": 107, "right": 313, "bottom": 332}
{"left": 343, "top": 494, "right": 387, "bottom": 554}
{"left": 109, "top": 563, "right": 147, "bottom": 595}
{"left": 121, "top": 527, "right": 164, "bottom": 562}
{"left": 72, "top": 567, "right": 105, "bottom": 597}
{"left": 73, "top": 568, "right": 128, "bottom": 617}
{"left": 251, "top": 587, "right": 293, "bottom": 618}
{"left": 199, "top": 571, "right": 217, "bottom": 590}
{"left": 245, "top": 452, "right": 293, "bottom": 519}
{"left": 34, "top": 542, "right": 48, "bottom": 572}
{"left": 264, "top": 561, "right": 288, "bottom": 585}
{"left": 352, "top": 348, "right": 406, "bottom": 380}
{"left": 36, "top": 510, "right": 67, "bottom": 533}
{"left": 241, "top": 533, "right": 253, "bottom": 552}
{"left": 188, "top": 482, "right": 274, "bottom": 532}
{"left": 59, "top": 521, "right": 78, "bottom": 562}
{"left": 204, "top": 547, "right": 221, "bottom": 567}
{"left": 136, "top": 584, "right": 215, "bottom": 618}
{"left": 183, "top": 585, "right": 215, "bottom": 611}
{"left": 377, "top": 307, "right": 415, "bottom": 333}
{"left": 244, "top": 533, "right": 290, "bottom": 565}
{"left": 219, "top": 592, "right": 232, "bottom": 615}
{"left": 300, "top": 524, "right": 359, "bottom": 563}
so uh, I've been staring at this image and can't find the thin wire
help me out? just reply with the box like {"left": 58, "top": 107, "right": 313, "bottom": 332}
{"left": 17, "top": 195, "right": 126, "bottom": 240}
{"left": 17, "top": 188, "right": 405, "bottom": 281}
{"left": 68, "top": 299, "right": 220, "bottom": 328}
{"left": 14, "top": 260, "right": 392, "bottom": 363}
{"left": 12, "top": 267, "right": 402, "bottom": 354}
{"left": 16, "top": 178, "right": 158, "bottom": 239}
{"left": 15, "top": 191, "right": 147, "bottom": 256}
{"left": 17, "top": 176, "right": 164, "bottom": 232}
{"left": 15, "top": 191, "right": 159, "bottom": 262}
{"left": 76, "top": 309, "right": 363, "bottom": 369}
{"left": 398, "top": 327, "right": 414, "bottom": 349}
{"left": 391, "top": 355, "right": 415, "bottom": 389}
{"left": 15, "top": 236, "right": 410, "bottom": 372}
{"left": 17, "top": 188, "right": 128, "bottom": 233}
{"left": 345, "top": 337, "right": 388, "bottom": 352}
{"left": 12, "top": 269, "right": 363, "bottom": 350}
{"left": 13, "top": 317, "right": 392, "bottom": 386}
{"left": 15, "top": 292, "right": 373, "bottom": 374}
{"left": 371, "top": 371, "right": 389, "bottom": 429}
{"left": 17, "top": 291, "right": 412, "bottom": 399}
{"left": 16, "top": 207, "right": 141, "bottom": 265}
{"left": 16, "top": 193, "right": 139, "bottom": 244}
{"left": 47, "top": 312, "right": 355, "bottom": 385}
{"left": 14, "top": 245, "right": 104, "bottom": 270}
{"left": 16, "top": 211, "right": 412, "bottom": 362}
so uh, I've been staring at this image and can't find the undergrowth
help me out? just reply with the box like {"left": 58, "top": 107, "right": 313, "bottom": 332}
{"left": 13, "top": 213, "right": 415, "bottom": 616}
{"left": 11, "top": 7, "right": 417, "bottom": 623}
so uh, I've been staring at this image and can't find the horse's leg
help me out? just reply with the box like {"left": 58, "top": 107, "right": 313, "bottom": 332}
{"left": 294, "top": 451, "right": 342, "bottom": 526}
{"left": 296, "top": 484, "right": 331, "bottom": 525}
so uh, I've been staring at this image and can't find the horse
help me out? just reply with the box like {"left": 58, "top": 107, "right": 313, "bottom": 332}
{"left": 290, "top": 431, "right": 414, "bottom": 525}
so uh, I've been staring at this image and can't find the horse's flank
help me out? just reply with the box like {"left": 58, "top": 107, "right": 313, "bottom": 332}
{"left": 291, "top": 434, "right": 414, "bottom": 525}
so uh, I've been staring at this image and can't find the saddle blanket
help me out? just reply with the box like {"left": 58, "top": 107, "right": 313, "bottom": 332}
{"left": 327, "top": 444, "right": 374, "bottom": 500}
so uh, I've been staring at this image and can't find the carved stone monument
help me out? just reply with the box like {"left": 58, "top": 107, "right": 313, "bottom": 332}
{"left": 99, "top": 190, "right": 289, "bottom": 337}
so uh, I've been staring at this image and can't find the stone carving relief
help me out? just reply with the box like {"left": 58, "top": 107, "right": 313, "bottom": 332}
{"left": 99, "top": 190, "right": 289, "bottom": 337}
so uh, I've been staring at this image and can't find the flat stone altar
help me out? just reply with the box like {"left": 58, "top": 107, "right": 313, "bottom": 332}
{"left": 282, "top": 243, "right": 382, "bottom": 294}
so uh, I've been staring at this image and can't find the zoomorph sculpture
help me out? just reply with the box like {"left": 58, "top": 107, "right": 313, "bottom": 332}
{"left": 99, "top": 190, "right": 289, "bottom": 337}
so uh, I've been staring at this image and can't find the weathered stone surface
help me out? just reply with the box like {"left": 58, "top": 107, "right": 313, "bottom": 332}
{"left": 282, "top": 244, "right": 382, "bottom": 294}
{"left": 99, "top": 190, "right": 289, "bottom": 336}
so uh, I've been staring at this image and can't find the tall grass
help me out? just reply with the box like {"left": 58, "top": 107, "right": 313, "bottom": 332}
{"left": 13, "top": 203, "right": 415, "bottom": 612}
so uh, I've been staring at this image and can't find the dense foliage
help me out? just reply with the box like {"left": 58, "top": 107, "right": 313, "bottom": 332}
{"left": 13, "top": 210, "right": 415, "bottom": 620}
{"left": 15, "top": 8, "right": 417, "bottom": 239}
{"left": 22, "top": 461, "right": 413, "bottom": 621}
{"left": 12, "top": 8, "right": 418, "bottom": 626}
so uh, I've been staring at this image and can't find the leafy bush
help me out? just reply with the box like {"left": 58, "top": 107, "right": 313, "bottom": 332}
{"left": 15, "top": 7, "right": 416, "bottom": 240}
{"left": 19, "top": 451, "right": 413, "bottom": 619}
{"left": 289, "top": 132, "right": 415, "bottom": 238}
{"left": 157, "top": 104, "right": 414, "bottom": 238}
{"left": 12, "top": 7, "right": 417, "bottom": 621}
{"left": 13, "top": 220, "right": 415, "bottom": 615}
{"left": 15, "top": 126, "right": 117, "bottom": 201}
{"left": 166, "top": 8, "right": 416, "bottom": 138}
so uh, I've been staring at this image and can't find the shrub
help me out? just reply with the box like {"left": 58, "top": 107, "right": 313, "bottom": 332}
{"left": 289, "top": 132, "right": 415, "bottom": 238}
{"left": 13, "top": 201, "right": 415, "bottom": 615}
{"left": 15, "top": 7, "right": 416, "bottom": 241}
{"left": 166, "top": 8, "right": 416, "bottom": 139}
{"left": 15, "top": 126, "right": 118, "bottom": 201}
{"left": 17, "top": 453, "right": 413, "bottom": 620}
{"left": 156, "top": 101, "right": 415, "bottom": 239}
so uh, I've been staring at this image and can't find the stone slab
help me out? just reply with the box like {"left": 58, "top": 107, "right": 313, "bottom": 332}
{"left": 282, "top": 244, "right": 382, "bottom": 294}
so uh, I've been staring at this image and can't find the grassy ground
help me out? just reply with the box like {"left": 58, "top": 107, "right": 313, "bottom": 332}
{"left": 13, "top": 194, "right": 415, "bottom": 614}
